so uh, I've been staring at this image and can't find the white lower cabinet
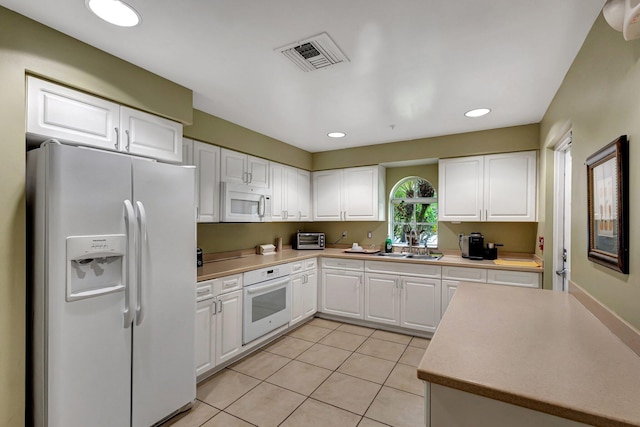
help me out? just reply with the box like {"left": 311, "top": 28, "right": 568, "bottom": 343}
{"left": 365, "top": 274, "right": 400, "bottom": 325}
{"left": 195, "top": 274, "right": 243, "bottom": 378}
{"left": 364, "top": 261, "right": 441, "bottom": 333}
{"left": 195, "top": 295, "right": 216, "bottom": 377}
{"left": 441, "top": 280, "right": 460, "bottom": 315}
{"left": 441, "top": 266, "right": 541, "bottom": 316}
{"left": 400, "top": 276, "right": 440, "bottom": 331}
{"left": 216, "top": 289, "right": 243, "bottom": 364}
{"left": 321, "top": 268, "right": 365, "bottom": 319}
{"left": 289, "top": 258, "right": 318, "bottom": 325}
{"left": 302, "top": 268, "right": 318, "bottom": 317}
{"left": 290, "top": 258, "right": 318, "bottom": 326}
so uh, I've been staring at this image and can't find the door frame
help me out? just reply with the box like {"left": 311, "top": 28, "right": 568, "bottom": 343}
{"left": 552, "top": 131, "right": 572, "bottom": 292}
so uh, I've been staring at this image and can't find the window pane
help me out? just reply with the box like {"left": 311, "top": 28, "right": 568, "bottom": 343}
{"left": 390, "top": 177, "right": 438, "bottom": 247}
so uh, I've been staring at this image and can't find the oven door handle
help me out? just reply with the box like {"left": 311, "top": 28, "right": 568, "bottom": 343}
{"left": 246, "top": 278, "right": 289, "bottom": 295}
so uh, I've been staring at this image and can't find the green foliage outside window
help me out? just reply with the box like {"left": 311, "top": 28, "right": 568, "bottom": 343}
{"left": 390, "top": 177, "right": 438, "bottom": 247}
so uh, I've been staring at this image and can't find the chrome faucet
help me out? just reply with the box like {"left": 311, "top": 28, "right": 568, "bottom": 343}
{"left": 407, "top": 229, "right": 418, "bottom": 254}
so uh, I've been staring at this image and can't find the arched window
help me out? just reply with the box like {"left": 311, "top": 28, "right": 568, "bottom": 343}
{"left": 389, "top": 176, "right": 438, "bottom": 248}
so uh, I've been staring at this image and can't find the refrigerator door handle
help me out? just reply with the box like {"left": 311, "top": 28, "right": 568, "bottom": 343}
{"left": 123, "top": 200, "right": 136, "bottom": 328}
{"left": 135, "top": 201, "right": 148, "bottom": 326}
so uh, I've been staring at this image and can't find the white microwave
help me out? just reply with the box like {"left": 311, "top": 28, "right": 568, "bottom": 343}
{"left": 220, "top": 182, "right": 271, "bottom": 222}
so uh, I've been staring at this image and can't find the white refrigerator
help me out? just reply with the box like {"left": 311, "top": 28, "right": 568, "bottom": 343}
{"left": 27, "top": 142, "right": 196, "bottom": 427}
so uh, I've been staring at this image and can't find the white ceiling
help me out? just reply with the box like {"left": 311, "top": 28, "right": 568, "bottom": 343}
{"left": 1, "top": 0, "right": 605, "bottom": 152}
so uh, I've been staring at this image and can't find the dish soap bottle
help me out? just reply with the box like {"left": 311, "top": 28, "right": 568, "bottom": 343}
{"left": 385, "top": 236, "right": 393, "bottom": 253}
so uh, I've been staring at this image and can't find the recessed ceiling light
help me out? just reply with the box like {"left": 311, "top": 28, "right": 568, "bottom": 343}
{"left": 464, "top": 108, "right": 491, "bottom": 118}
{"left": 86, "top": 0, "right": 141, "bottom": 27}
{"left": 327, "top": 132, "right": 346, "bottom": 138}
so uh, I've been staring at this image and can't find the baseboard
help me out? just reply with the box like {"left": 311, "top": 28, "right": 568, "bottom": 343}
{"left": 569, "top": 280, "right": 640, "bottom": 357}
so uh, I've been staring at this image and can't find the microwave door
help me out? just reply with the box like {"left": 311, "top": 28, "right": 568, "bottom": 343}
{"left": 229, "top": 197, "right": 260, "bottom": 221}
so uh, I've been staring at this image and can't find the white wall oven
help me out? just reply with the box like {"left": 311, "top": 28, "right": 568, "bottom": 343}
{"left": 243, "top": 264, "right": 291, "bottom": 344}
{"left": 221, "top": 182, "right": 271, "bottom": 222}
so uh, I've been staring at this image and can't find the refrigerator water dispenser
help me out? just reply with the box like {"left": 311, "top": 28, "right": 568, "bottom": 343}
{"left": 66, "top": 234, "right": 127, "bottom": 301}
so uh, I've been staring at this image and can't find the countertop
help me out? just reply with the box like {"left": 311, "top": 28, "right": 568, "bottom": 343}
{"left": 417, "top": 283, "right": 640, "bottom": 427}
{"left": 196, "top": 248, "right": 542, "bottom": 281}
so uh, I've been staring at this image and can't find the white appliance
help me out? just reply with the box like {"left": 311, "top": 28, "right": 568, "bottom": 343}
{"left": 243, "top": 264, "right": 291, "bottom": 344}
{"left": 220, "top": 182, "right": 271, "bottom": 222}
{"left": 27, "top": 142, "right": 197, "bottom": 427}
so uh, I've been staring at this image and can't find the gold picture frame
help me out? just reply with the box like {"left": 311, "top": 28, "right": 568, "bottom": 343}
{"left": 586, "top": 135, "right": 629, "bottom": 274}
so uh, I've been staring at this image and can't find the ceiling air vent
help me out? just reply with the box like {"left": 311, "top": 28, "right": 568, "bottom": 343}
{"left": 276, "top": 32, "right": 349, "bottom": 72}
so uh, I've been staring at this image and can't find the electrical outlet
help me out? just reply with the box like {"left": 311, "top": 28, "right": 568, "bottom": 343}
{"left": 342, "top": 231, "right": 347, "bottom": 238}
{"left": 367, "top": 231, "right": 372, "bottom": 239}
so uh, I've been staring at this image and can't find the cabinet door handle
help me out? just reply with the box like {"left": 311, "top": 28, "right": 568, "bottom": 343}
{"left": 485, "top": 209, "right": 488, "bottom": 220}
{"left": 114, "top": 127, "right": 119, "bottom": 150}
{"left": 218, "top": 300, "right": 223, "bottom": 313}
{"left": 249, "top": 172, "right": 253, "bottom": 183}
{"left": 125, "top": 129, "right": 131, "bottom": 151}
{"left": 212, "top": 301, "right": 217, "bottom": 315}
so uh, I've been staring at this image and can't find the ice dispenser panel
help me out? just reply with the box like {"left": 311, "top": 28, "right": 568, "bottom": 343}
{"left": 66, "top": 234, "right": 126, "bottom": 302}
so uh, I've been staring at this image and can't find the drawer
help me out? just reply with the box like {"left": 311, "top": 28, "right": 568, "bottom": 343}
{"left": 365, "top": 260, "right": 441, "bottom": 278}
{"left": 304, "top": 258, "right": 317, "bottom": 270}
{"left": 321, "top": 257, "right": 364, "bottom": 271}
{"left": 213, "top": 273, "right": 243, "bottom": 295}
{"left": 441, "top": 266, "right": 487, "bottom": 283}
{"left": 487, "top": 269, "right": 541, "bottom": 288}
{"left": 196, "top": 281, "right": 214, "bottom": 302}
{"left": 291, "top": 261, "right": 304, "bottom": 273}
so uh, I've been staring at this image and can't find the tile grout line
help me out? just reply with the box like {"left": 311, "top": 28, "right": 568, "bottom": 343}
{"left": 192, "top": 318, "right": 428, "bottom": 427}
{"left": 357, "top": 342, "right": 409, "bottom": 424}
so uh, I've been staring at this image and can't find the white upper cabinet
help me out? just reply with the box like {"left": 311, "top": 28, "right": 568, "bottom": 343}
{"left": 484, "top": 151, "right": 537, "bottom": 221}
{"left": 270, "top": 163, "right": 286, "bottom": 221}
{"left": 343, "top": 166, "right": 386, "bottom": 221}
{"left": 27, "top": 76, "right": 183, "bottom": 163}
{"left": 284, "top": 166, "right": 298, "bottom": 220}
{"left": 220, "top": 148, "right": 269, "bottom": 188}
{"left": 270, "top": 162, "right": 310, "bottom": 222}
{"left": 27, "top": 76, "right": 120, "bottom": 151}
{"left": 312, "top": 165, "right": 385, "bottom": 221}
{"left": 119, "top": 106, "right": 182, "bottom": 163}
{"left": 192, "top": 141, "right": 221, "bottom": 223}
{"left": 182, "top": 138, "right": 194, "bottom": 165}
{"left": 438, "top": 151, "right": 537, "bottom": 222}
{"left": 313, "top": 169, "right": 343, "bottom": 221}
{"left": 438, "top": 156, "right": 484, "bottom": 221}
{"left": 297, "top": 169, "right": 311, "bottom": 221}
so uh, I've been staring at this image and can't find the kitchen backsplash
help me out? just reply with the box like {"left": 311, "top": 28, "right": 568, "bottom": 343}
{"left": 198, "top": 221, "right": 537, "bottom": 255}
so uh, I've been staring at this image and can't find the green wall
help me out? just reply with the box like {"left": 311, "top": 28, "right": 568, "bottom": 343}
{"left": 539, "top": 13, "right": 640, "bottom": 329}
{"left": 197, "top": 222, "right": 306, "bottom": 253}
{"left": 313, "top": 124, "right": 540, "bottom": 170}
{"left": 0, "top": 8, "right": 193, "bottom": 426}
{"left": 185, "top": 109, "right": 312, "bottom": 170}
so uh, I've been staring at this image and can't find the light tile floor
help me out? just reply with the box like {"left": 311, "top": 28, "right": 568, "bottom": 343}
{"left": 162, "top": 318, "right": 430, "bottom": 427}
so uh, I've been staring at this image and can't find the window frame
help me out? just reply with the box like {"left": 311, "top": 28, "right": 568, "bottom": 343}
{"left": 388, "top": 176, "right": 438, "bottom": 249}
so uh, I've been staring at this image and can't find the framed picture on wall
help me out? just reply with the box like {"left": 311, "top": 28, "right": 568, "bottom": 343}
{"left": 586, "top": 135, "right": 629, "bottom": 274}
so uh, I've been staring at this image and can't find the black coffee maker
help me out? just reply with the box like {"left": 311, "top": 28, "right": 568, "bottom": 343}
{"left": 468, "top": 232, "right": 484, "bottom": 260}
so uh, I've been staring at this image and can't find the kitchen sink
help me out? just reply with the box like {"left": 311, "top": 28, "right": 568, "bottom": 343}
{"left": 375, "top": 252, "right": 443, "bottom": 261}
{"left": 404, "top": 253, "right": 443, "bottom": 261}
